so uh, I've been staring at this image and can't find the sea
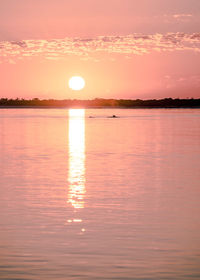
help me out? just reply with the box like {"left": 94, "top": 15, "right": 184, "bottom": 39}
{"left": 0, "top": 108, "right": 200, "bottom": 280}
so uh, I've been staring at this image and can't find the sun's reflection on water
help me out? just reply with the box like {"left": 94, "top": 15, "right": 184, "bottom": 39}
{"left": 67, "top": 109, "right": 86, "bottom": 209}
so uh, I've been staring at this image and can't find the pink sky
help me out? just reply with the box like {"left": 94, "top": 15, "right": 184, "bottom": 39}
{"left": 0, "top": 0, "right": 200, "bottom": 99}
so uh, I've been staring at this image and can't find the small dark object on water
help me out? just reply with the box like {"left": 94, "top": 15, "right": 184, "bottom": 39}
{"left": 108, "top": 114, "right": 118, "bottom": 118}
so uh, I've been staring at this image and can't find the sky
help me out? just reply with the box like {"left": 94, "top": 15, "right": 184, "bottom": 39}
{"left": 0, "top": 0, "right": 200, "bottom": 99}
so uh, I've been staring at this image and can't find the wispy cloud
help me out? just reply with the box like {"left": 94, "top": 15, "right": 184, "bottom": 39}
{"left": 173, "top": 14, "right": 193, "bottom": 20}
{"left": 0, "top": 33, "right": 200, "bottom": 63}
{"left": 163, "top": 14, "right": 194, "bottom": 23}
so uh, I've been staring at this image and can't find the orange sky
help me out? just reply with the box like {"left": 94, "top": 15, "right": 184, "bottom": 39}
{"left": 0, "top": 0, "right": 200, "bottom": 99}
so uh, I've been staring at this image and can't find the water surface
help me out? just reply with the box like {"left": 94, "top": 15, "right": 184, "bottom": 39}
{"left": 0, "top": 108, "right": 200, "bottom": 279}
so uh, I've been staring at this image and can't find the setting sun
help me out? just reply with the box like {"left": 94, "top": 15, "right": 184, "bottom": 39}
{"left": 68, "top": 76, "right": 85, "bottom": 91}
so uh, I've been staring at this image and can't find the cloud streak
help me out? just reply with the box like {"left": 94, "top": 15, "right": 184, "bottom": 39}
{"left": 173, "top": 14, "right": 193, "bottom": 19}
{"left": 0, "top": 33, "right": 200, "bottom": 63}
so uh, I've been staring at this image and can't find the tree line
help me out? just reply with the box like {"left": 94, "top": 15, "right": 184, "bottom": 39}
{"left": 0, "top": 98, "right": 200, "bottom": 108}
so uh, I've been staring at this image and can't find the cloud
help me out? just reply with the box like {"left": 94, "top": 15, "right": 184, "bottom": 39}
{"left": 173, "top": 14, "right": 193, "bottom": 19}
{"left": 0, "top": 33, "right": 200, "bottom": 63}
{"left": 163, "top": 14, "right": 194, "bottom": 24}
{"left": 11, "top": 41, "right": 27, "bottom": 48}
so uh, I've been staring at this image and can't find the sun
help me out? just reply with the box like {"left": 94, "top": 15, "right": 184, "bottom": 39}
{"left": 69, "top": 76, "right": 85, "bottom": 91}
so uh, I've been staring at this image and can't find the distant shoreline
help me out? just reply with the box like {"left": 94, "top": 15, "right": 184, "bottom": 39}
{"left": 0, "top": 98, "right": 200, "bottom": 109}
{"left": 0, "top": 106, "right": 200, "bottom": 109}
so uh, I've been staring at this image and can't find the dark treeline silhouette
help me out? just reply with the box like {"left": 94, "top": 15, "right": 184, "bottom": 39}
{"left": 0, "top": 97, "right": 200, "bottom": 108}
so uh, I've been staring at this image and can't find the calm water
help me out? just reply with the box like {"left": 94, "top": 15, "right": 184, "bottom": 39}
{"left": 0, "top": 108, "right": 200, "bottom": 280}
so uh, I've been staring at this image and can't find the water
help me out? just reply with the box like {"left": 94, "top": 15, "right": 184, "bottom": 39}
{"left": 0, "top": 108, "right": 200, "bottom": 280}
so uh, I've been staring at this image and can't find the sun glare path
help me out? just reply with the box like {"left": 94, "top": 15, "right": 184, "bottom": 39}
{"left": 67, "top": 109, "right": 86, "bottom": 209}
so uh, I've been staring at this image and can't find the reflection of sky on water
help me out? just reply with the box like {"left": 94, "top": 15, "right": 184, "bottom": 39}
{"left": 67, "top": 109, "right": 86, "bottom": 210}
{"left": 1, "top": 109, "right": 200, "bottom": 279}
